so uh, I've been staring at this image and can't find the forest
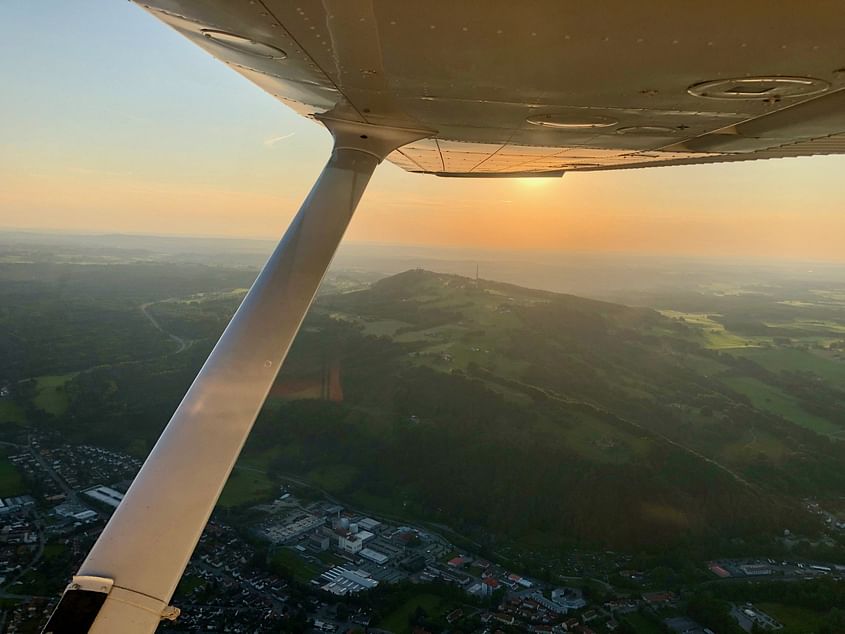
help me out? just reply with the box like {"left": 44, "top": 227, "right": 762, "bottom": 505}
{"left": 3, "top": 258, "right": 844, "bottom": 556}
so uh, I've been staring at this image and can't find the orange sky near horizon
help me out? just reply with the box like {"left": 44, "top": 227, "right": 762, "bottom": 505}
{"left": 2, "top": 2, "right": 845, "bottom": 263}
{"left": 5, "top": 150, "right": 845, "bottom": 262}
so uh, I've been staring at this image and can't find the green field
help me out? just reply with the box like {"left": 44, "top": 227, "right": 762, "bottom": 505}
{"left": 308, "top": 464, "right": 359, "bottom": 492}
{"left": 217, "top": 468, "right": 276, "bottom": 508}
{"left": 679, "top": 353, "right": 732, "bottom": 376}
{"left": 314, "top": 550, "right": 344, "bottom": 566}
{"left": 236, "top": 448, "right": 281, "bottom": 472}
{"left": 756, "top": 603, "right": 827, "bottom": 634}
{"left": 360, "top": 318, "right": 409, "bottom": 337}
{"left": 42, "top": 542, "right": 68, "bottom": 561}
{"left": 0, "top": 399, "right": 25, "bottom": 424}
{"left": 622, "top": 612, "right": 665, "bottom": 634}
{"left": 733, "top": 346, "right": 845, "bottom": 385}
{"left": 659, "top": 311, "right": 757, "bottom": 349}
{"left": 378, "top": 593, "right": 448, "bottom": 634}
{"left": 32, "top": 374, "right": 74, "bottom": 416}
{"left": 720, "top": 375, "right": 842, "bottom": 436}
{"left": 719, "top": 428, "right": 790, "bottom": 464}
{"left": 269, "top": 548, "right": 321, "bottom": 583}
{"left": 560, "top": 415, "right": 651, "bottom": 465}
{"left": 347, "top": 488, "right": 413, "bottom": 521}
{"left": 0, "top": 456, "right": 24, "bottom": 497}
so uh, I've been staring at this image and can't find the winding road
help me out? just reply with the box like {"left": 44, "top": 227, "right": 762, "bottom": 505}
{"left": 140, "top": 301, "right": 191, "bottom": 354}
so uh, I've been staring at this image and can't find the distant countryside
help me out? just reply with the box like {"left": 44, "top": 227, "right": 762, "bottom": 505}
{"left": 0, "top": 233, "right": 844, "bottom": 633}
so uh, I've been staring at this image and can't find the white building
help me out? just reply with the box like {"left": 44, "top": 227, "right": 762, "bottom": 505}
{"left": 83, "top": 486, "right": 124, "bottom": 509}
{"left": 360, "top": 548, "right": 389, "bottom": 565}
{"left": 338, "top": 534, "right": 363, "bottom": 554}
{"left": 551, "top": 587, "right": 587, "bottom": 610}
{"left": 320, "top": 567, "right": 378, "bottom": 595}
{"left": 263, "top": 514, "right": 324, "bottom": 544}
{"left": 358, "top": 517, "right": 382, "bottom": 532}
{"left": 73, "top": 510, "right": 98, "bottom": 522}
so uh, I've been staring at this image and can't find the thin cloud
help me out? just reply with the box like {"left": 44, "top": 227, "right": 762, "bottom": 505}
{"left": 263, "top": 132, "right": 296, "bottom": 147}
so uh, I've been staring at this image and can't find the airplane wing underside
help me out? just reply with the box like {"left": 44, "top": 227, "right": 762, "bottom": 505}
{"left": 137, "top": 0, "right": 845, "bottom": 176}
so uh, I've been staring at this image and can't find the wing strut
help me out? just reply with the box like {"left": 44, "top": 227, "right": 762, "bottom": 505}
{"left": 43, "top": 119, "right": 431, "bottom": 634}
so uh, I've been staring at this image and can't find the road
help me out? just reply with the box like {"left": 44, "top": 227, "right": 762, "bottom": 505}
{"left": 27, "top": 434, "right": 75, "bottom": 501}
{"left": 0, "top": 436, "right": 65, "bottom": 594}
{"left": 2, "top": 510, "right": 46, "bottom": 592}
{"left": 140, "top": 301, "right": 191, "bottom": 354}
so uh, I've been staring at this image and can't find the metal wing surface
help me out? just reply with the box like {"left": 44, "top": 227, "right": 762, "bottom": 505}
{"left": 137, "top": 0, "right": 845, "bottom": 176}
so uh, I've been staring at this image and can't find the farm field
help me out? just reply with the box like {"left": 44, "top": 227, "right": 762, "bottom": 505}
{"left": 32, "top": 374, "right": 74, "bottom": 417}
{"left": 217, "top": 467, "right": 276, "bottom": 508}
{"left": 0, "top": 400, "right": 25, "bottom": 424}
{"left": 269, "top": 548, "right": 321, "bottom": 584}
{"left": 658, "top": 310, "right": 757, "bottom": 349}
{"left": 756, "top": 603, "right": 828, "bottom": 634}
{"left": 379, "top": 593, "right": 452, "bottom": 634}
{"left": 0, "top": 454, "right": 24, "bottom": 497}
{"left": 720, "top": 375, "right": 843, "bottom": 437}
{"left": 733, "top": 346, "right": 845, "bottom": 385}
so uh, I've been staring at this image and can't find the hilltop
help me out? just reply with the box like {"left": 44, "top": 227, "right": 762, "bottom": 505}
{"left": 9, "top": 262, "right": 842, "bottom": 552}
{"left": 245, "top": 270, "right": 844, "bottom": 550}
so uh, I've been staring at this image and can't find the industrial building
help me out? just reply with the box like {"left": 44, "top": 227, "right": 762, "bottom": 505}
{"left": 320, "top": 567, "right": 379, "bottom": 595}
{"left": 83, "top": 486, "right": 124, "bottom": 509}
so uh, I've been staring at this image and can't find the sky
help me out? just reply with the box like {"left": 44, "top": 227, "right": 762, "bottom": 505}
{"left": 2, "top": 2, "right": 845, "bottom": 261}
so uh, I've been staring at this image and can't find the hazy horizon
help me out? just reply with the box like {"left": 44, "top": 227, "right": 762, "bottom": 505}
{"left": 5, "top": 228, "right": 845, "bottom": 306}
{"left": 5, "top": 226, "right": 845, "bottom": 266}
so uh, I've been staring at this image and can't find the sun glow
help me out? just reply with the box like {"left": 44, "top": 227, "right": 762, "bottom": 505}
{"left": 514, "top": 177, "right": 556, "bottom": 189}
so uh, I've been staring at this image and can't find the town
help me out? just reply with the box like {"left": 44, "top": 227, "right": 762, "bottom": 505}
{"left": 0, "top": 427, "right": 842, "bottom": 633}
